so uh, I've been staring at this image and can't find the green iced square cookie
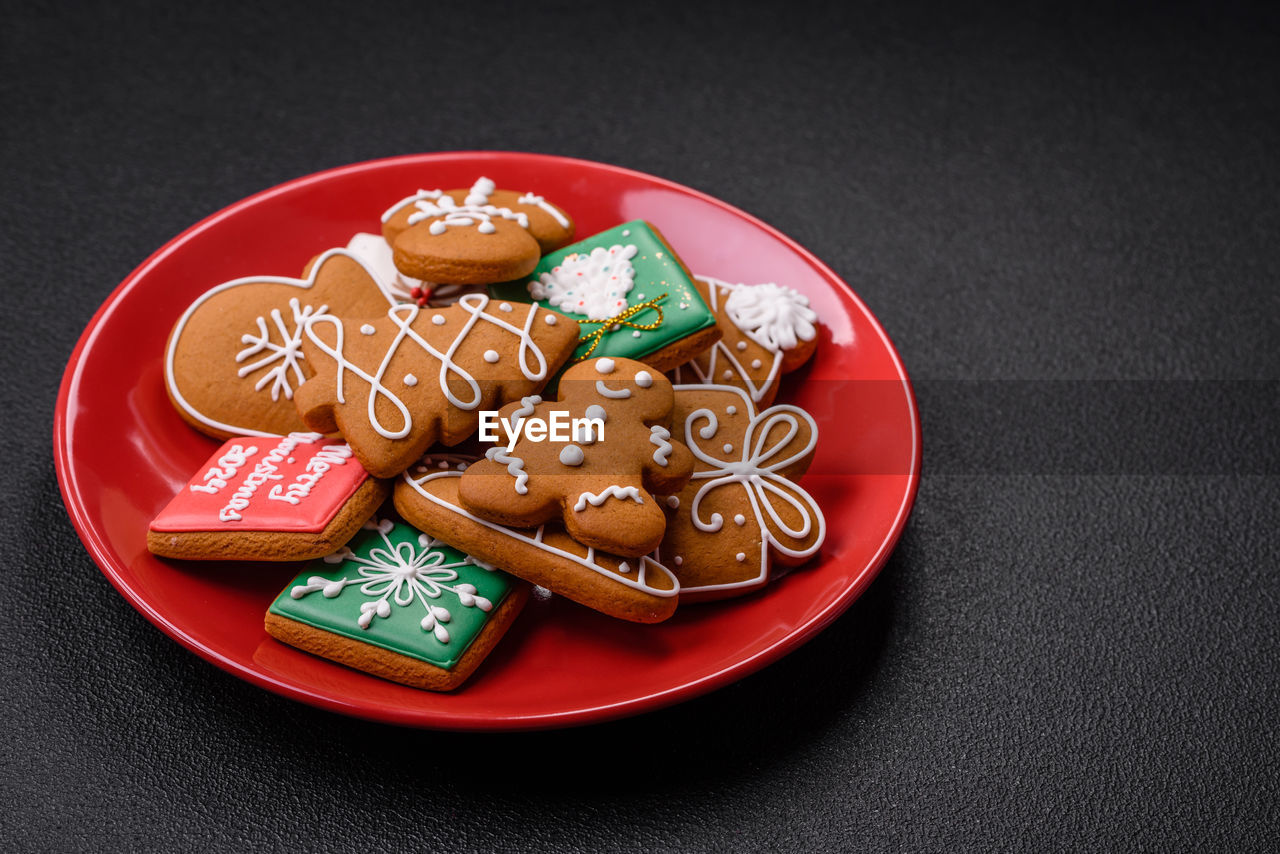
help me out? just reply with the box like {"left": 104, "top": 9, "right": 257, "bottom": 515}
{"left": 267, "top": 518, "right": 515, "bottom": 671}
{"left": 490, "top": 220, "right": 716, "bottom": 365}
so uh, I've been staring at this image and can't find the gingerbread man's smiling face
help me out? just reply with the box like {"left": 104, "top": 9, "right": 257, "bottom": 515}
{"left": 559, "top": 357, "right": 673, "bottom": 422}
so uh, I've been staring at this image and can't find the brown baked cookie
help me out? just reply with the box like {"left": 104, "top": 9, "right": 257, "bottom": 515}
{"left": 165, "top": 249, "right": 398, "bottom": 439}
{"left": 147, "top": 433, "right": 388, "bottom": 561}
{"left": 293, "top": 294, "right": 578, "bottom": 478}
{"left": 670, "top": 275, "right": 820, "bottom": 408}
{"left": 380, "top": 177, "right": 574, "bottom": 285}
{"left": 264, "top": 517, "right": 530, "bottom": 691}
{"left": 661, "top": 384, "right": 826, "bottom": 602}
{"left": 396, "top": 455, "right": 680, "bottom": 623}
{"left": 456, "top": 357, "right": 694, "bottom": 557}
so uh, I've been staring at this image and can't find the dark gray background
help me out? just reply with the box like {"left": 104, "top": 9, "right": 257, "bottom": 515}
{"left": 3, "top": 1, "right": 1277, "bottom": 850}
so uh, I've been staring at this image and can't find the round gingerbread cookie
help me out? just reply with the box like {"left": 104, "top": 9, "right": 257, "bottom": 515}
{"left": 380, "top": 177, "right": 574, "bottom": 285}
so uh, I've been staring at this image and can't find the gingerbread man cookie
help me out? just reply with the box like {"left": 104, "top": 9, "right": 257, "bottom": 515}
{"left": 661, "top": 384, "right": 826, "bottom": 602}
{"left": 396, "top": 455, "right": 681, "bottom": 623}
{"left": 165, "top": 248, "right": 398, "bottom": 439}
{"left": 293, "top": 294, "right": 578, "bottom": 478}
{"left": 381, "top": 177, "right": 574, "bottom": 285}
{"left": 670, "top": 275, "right": 819, "bottom": 408}
{"left": 456, "top": 357, "right": 694, "bottom": 557}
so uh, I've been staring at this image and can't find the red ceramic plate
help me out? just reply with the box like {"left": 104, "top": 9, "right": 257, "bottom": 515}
{"left": 54, "top": 152, "right": 920, "bottom": 730}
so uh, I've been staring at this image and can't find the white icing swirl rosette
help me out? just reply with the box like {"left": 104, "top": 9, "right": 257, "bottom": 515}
{"left": 724, "top": 282, "right": 818, "bottom": 351}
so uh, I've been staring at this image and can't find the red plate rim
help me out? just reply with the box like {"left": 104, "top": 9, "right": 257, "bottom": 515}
{"left": 52, "top": 151, "right": 921, "bottom": 730}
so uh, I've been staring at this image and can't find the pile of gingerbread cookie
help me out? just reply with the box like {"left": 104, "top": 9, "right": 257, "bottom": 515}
{"left": 149, "top": 177, "right": 827, "bottom": 691}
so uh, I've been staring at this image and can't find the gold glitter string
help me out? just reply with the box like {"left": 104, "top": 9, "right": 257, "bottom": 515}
{"left": 572, "top": 293, "right": 668, "bottom": 362}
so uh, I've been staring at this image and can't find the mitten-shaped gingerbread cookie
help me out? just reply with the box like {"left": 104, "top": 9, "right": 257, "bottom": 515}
{"left": 293, "top": 294, "right": 578, "bottom": 478}
{"left": 457, "top": 357, "right": 694, "bottom": 557}
{"left": 381, "top": 177, "right": 574, "bottom": 285}
{"left": 670, "top": 276, "right": 819, "bottom": 408}
{"left": 165, "top": 249, "right": 398, "bottom": 438}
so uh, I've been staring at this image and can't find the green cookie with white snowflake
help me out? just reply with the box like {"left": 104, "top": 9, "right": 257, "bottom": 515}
{"left": 489, "top": 220, "right": 721, "bottom": 372}
{"left": 264, "top": 517, "right": 530, "bottom": 691}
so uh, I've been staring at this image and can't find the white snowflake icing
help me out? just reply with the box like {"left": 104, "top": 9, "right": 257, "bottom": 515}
{"left": 528, "top": 244, "right": 638, "bottom": 318}
{"left": 289, "top": 520, "right": 494, "bottom": 642}
{"left": 235, "top": 297, "right": 327, "bottom": 401}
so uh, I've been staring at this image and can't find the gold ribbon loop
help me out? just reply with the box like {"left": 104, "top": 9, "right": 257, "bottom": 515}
{"left": 572, "top": 293, "right": 668, "bottom": 362}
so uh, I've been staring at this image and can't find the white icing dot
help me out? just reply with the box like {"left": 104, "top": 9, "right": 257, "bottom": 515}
{"left": 584, "top": 404, "right": 607, "bottom": 422}
{"left": 726, "top": 405, "right": 737, "bottom": 415}
{"left": 635, "top": 370, "right": 653, "bottom": 388}
{"left": 429, "top": 221, "right": 447, "bottom": 235}
{"left": 632, "top": 331, "right": 642, "bottom": 338}
{"left": 360, "top": 324, "right": 376, "bottom": 335}
{"left": 483, "top": 349, "right": 500, "bottom": 363}
{"left": 559, "top": 444, "right": 585, "bottom": 466}
{"left": 735, "top": 552, "right": 746, "bottom": 562}
{"left": 499, "top": 302, "right": 513, "bottom": 312}
{"left": 622, "top": 229, "right": 631, "bottom": 237}
{"left": 404, "top": 373, "right": 418, "bottom": 386}
{"left": 722, "top": 370, "right": 733, "bottom": 380}
{"left": 437, "top": 460, "right": 450, "bottom": 469}
{"left": 674, "top": 555, "right": 683, "bottom": 565}
{"left": 734, "top": 514, "right": 746, "bottom": 526}
{"left": 666, "top": 495, "right": 680, "bottom": 509}
{"left": 456, "top": 462, "right": 468, "bottom": 471}
{"left": 736, "top": 341, "right": 748, "bottom": 351}
{"left": 286, "top": 457, "right": 295, "bottom": 464}
{"left": 751, "top": 359, "right": 762, "bottom": 369}
{"left": 596, "top": 358, "right": 615, "bottom": 374}
{"left": 723, "top": 443, "right": 733, "bottom": 453}
{"left": 432, "top": 314, "right": 446, "bottom": 325}
{"left": 679, "top": 302, "right": 689, "bottom": 310}
{"left": 618, "top": 561, "right": 631, "bottom": 574}
{"left": 544, "top": 314, "right": 557, "bottom": 325}
{"left": 636, "top": 293, "right": 645, "bottom": 299}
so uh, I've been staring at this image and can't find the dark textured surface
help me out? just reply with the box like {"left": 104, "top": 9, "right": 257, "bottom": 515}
{"left": 3, "top": 2, "right": 1278, "bottom": 850}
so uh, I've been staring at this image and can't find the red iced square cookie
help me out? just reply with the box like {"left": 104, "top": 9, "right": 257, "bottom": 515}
{"left": 148, "top": 432, "right": 388, "bottom": 561}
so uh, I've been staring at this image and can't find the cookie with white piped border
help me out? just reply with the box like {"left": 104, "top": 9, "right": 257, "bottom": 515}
{"left": 659, "top": 384, "right": 826, "bottom": 602}
{"left": 381, "top": 177, "right": 574, "bottom": 285}
{"left": 669, "top": 275, "right": 819, "bottom": 408}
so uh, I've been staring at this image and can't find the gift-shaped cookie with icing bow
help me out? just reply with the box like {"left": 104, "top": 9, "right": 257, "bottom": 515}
{"left": 661, "top": 384, "right": 826, "bottom": 602}
{"left": 489, "top": 220, "right": 721, "bottom": 372}
{"left": 165, "top": 248, "right": 398, "bottom": 439}
{"left": 381, "top": 177, "right": 575, "bottom": 285}
{"left": 293, "top": 294, "right": 578, "bottom": 478}
{"left": 670, "top": 275, "right": 820, "bottom": 408}
{"left": 457, "top": 357, "right": 695, "bottom": 558}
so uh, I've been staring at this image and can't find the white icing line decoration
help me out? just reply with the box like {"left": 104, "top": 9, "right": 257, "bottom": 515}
{"left": 404, "top": 459, "right": 678, "bottom": 597}
{"left": 484, "top": 446, "right": 530, "bottom": 495}
{"left": 235, "top": 297, "right": 325, "bottom": 402}
{"left": 649, "top": 425, "right": 672, "bottom": 466}
{"left": 517, "top": 192, "right": 571, "bottom": 228}
{"left": 595, "top": 380, "right": 632, "bottom": 399}
{"left": 165, "top": 248, "right": 398, "bottom": 438}
{"left": 671, "top": 383, "right": 827, "bottom": 592}
{"left": 573, "top": 485, "right": 643, "bottom": 512}
{"left": 303, "top": 294, "right": 550, "bottom": 440}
